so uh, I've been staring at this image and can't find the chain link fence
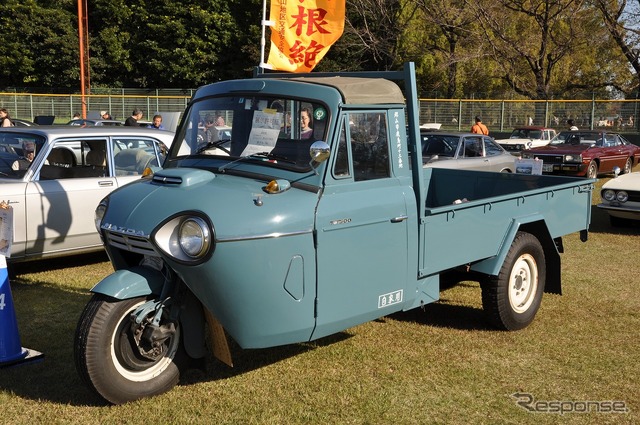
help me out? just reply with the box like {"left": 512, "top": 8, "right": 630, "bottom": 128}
{"left": 1, "top": 92, "right": 639, "bottom": 134}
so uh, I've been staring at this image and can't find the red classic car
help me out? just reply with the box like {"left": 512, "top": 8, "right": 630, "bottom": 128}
{"left": 521, "top": 130, "right": 640, "bottom": 178}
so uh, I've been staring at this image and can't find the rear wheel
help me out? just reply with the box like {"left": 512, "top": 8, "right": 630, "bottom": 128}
{"left": 586, "top": 160, "right": 598, "bottom": 178}
{"left": 481, "top": 232, "right": 545, "bottom": 330}
{"left": 74, "top": 294, "right": 184, "bottom": 404}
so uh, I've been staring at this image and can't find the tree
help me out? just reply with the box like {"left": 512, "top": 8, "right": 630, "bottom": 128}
{"left": 0, "top": 0, "right": 79, "bottom": 89}
{"left": 594, "top": 0, "right": 640, "bottom": 96}
{"left": 318, "top": 0, "right": 417, "bottom": 72}
{"left": 465, "top": 0, "right": 631, "bottom": 99}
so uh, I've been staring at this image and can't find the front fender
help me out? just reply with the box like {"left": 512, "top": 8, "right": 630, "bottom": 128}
{"left": 90, "top": 266, "right": 165, "bottom": 299}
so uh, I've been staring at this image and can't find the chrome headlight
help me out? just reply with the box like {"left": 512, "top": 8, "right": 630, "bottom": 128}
{"left": 564, "top": 154, "right": 582, "bottom": 163}
{"left": 179, "top": 217, "right": 211, "bottom": 258}
{"left": 154, "top": 214, "right": 214, "bottom": 263}
{"left": 602, "top": 189, "right": 616, "bottom": 202}
{"left": 616, "top": 191, "right": 629, "bottom": 202}
{"left": 94, "top": 199, "right": 108, "bottom": 232}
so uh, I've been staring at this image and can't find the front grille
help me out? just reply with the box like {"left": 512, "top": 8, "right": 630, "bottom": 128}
{"left": 105, "top": 231, "right": 159, "bottom": 256}
{"left": 627, "top": 191, "right": 640, "bottom": 203}
{"left": 531, "top": 154, "right": 564, "bottom": 164}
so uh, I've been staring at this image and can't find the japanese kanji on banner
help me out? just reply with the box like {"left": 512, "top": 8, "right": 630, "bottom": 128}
{"left": 267, "top": 0, "right": 346, "bottom": 72}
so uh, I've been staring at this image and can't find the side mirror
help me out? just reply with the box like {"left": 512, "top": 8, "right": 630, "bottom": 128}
{"left": 613, "top": 166, "right": 621, "bottom": 177}
{"left": 309, "top": 141, "right": 330, "bottom": 163}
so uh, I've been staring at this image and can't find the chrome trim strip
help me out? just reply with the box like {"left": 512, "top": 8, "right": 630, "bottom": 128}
{"left": 217, "top": 229, "right": 312, "bottom": 243}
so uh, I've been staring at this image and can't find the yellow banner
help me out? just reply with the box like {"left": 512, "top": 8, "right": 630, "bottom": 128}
{"left": 267, "top": 0, "right": 345, "bottom": 72}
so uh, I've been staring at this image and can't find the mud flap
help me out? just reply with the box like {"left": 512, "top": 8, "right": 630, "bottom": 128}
{"left": 203, "top": 309, "right": 233, "bottom": 367}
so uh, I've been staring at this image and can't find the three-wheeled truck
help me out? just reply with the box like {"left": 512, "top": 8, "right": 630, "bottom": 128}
{"left": 74, "top": 63, "right": 594, "bottom": 404}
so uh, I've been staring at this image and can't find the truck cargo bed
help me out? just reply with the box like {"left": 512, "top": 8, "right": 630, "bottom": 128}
{"left": 419, "top": 168, "right": 594, "bottom": 277}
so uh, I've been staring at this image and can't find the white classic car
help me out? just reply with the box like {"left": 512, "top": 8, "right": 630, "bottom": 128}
{"left": 0, "top": 126, "right": 174, "bottom": 261}
{"left": 496, "top": 126, "right": 557, "bottom": 154}
{"left": 597, "top": 169, "right": 640, "bottom": 226}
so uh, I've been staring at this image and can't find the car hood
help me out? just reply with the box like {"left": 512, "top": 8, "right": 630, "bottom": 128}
{"left": 495, "top": 138, "right": 540, "bottom": 144}
{"left": 602, "top": 171, "right": 640, "bottom": 191}
{"left": 528, "top": 144, "right": 589, "bottom": 155}
{"left": 101, "top": 167, "right": 319, "bottom": 240}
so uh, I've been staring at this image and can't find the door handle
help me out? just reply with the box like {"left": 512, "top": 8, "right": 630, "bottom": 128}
{"left": 391, "top": 215, "right": 408, "bottom": 223}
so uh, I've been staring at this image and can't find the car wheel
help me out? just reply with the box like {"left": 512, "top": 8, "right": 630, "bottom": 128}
{"left": 74, "top": 294, "right": 185, "bottom": 404}
{"left": 622, "top": 157, "right": 633, "bottom": 175}
{"left": 481, "top": 232, "right": 545, "bottom": 331}
{"left": 586, "top": 160, "right": 598, "bottom": 179}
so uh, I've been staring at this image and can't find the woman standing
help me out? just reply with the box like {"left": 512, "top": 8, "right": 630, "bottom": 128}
{"left": 0, "top": 108, "right": 13, "bottom": 127}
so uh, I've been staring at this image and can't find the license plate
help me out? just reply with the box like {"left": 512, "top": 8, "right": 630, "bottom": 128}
{"left": 542, "top": 163, "right": 554, "bottom": 172}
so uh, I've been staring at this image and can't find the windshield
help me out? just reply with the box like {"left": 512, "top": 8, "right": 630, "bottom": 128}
{"left": 550, "top": 132, "right": 601, "bottom": 146}
{"left": 169, "top": 95, "right": 329, "bottom": 172}
{"left": 0, "top": 132, "right": 46, "bottom": 179}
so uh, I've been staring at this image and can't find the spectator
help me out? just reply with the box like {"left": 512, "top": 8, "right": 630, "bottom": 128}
{"left": 203, "top": 114, "right": 220, "bottom": 143}
{"left": 567, "top": 119, "right": 578, "bottom": 131}
{"left": 0, "top": 108, "right": 13, "bottom": 127}
{"left": 12, "top": 142, "right": 35, "bottom": 171}
{"left": 300, "top": 108, "right": 313, "bottom": 139}
{"left": 101, "top": 111, "right": 112, "bottom": 120}
{"left": 147, "top": 114, "right": 165, "bottom": 130}
{"left": 470, "top": 116, "right": 488, "bottom": 135}
{"left": 73, "top": 112, "right": 81, "bottom": 119}
{"left": 125, "top": 108, "right": 143, "bottom": 126}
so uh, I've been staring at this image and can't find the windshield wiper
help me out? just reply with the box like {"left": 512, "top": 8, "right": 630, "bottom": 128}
{"left": 196, "top": 139, "right": 231, "bottom": 155}
{"left": 218, "top": 151, "right": 295, "bottom": 173}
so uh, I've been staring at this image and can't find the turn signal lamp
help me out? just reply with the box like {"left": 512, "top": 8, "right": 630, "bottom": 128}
{"left": 264, "top": 179, "right": 291, "bottom": 194}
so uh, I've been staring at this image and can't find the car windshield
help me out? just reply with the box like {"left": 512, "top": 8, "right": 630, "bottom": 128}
{"left": 421, "top": 134, "right": 460, "bottom": 157}
{"left": 169, "top": 95, "right": 328, "bottom": 172}
{"left": 0, "top": 132, "right": 46, "bottom": 179}
{"left": 510, "top": 129, "right": 542, "bottom": 139}
{"left": 549, "top": 132, "right": 601, "bottom": 146}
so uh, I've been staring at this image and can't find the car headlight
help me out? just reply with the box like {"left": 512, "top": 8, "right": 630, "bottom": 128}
{"left": 179, "top": 217, "right": 211, "bottom": 258}
{"left": 616, "top": 191, "right": 629, "bottom": 202}
{"left": 94, "top": 199, "right": 108, "bottom": 232}
{"left": 154, "top": 214, "right": 214, "bottom": 263}
{"left": 564, "top": 154, "right": 582, "bottom": 163}
{"left": 602, "top": 189, "right": 616, "bottom": 202}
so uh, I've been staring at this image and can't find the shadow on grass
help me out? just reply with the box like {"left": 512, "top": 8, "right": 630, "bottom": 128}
{"left": 7, "top": 251, "right": 110, "bottom": 278}
{"left": 1, "top": 254, "right": 352, "bottom": 406}
{"left": 179, "top": 332, "right": 353, "bottom": 390}
{"left": 588, "top": 204, "right": 640, "bottom": 235}
{"left": 389, "top": 283, "right": 493, "bottom": 332}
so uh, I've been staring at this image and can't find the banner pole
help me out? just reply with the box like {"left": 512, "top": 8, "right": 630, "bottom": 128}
{"left": 259, "top": 0, "right": 274, "bottom": 70}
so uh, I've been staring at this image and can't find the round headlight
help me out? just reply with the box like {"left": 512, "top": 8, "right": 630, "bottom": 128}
{"left": 178, "top": 217, "right": 211, "bottom": 258}
{"left": 616, "top": 191, "right": 629, "bottom": 202}
{"left": 602, "top": 189, "right": 616, "bottom": 202}
{"left": 94, "top": 201, "right": 108, "bottom": 232}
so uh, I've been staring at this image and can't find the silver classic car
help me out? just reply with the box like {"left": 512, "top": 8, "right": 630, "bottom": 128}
{"left": 0, "top": 126, "right": 174, "bottom": 261}
{"left": 421, "top": 130, "right": 517, "bottom": 172}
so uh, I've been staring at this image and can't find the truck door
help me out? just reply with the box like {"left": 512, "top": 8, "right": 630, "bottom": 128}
{"left": 312, "top": 112, "right": 410, "bottom": 339}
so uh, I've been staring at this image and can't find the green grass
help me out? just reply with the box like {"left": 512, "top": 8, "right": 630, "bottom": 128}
{"left": 2, "top": 173, "right": 639, "bottom": 424}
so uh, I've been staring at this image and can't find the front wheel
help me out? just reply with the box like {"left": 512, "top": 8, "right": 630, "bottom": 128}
{"left": 586, "top": 160, "right": 598, "bottom": 178}
{"left": 74, "top": 294, "right": 184, "bottom": 404}
{"left": 481, "top": 232, "right": 546, "bottom": 330}
{"left": 622, "top": 157, "right": 633, "bottom": 175}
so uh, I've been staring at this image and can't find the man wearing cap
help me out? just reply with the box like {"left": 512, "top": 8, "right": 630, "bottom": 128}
{"left": 11, "top": 142, "right": 36, "bottom": 171}
{"left": 470, "top": 116, "right": 489, "bottom": 135}
{"left": 101, "top": 111, "right": 112, "bottom": 120}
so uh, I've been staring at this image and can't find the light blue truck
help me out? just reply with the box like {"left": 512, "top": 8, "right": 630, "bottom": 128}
{"left": 74, "top": 63, "right": 594, "bottom": 404}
